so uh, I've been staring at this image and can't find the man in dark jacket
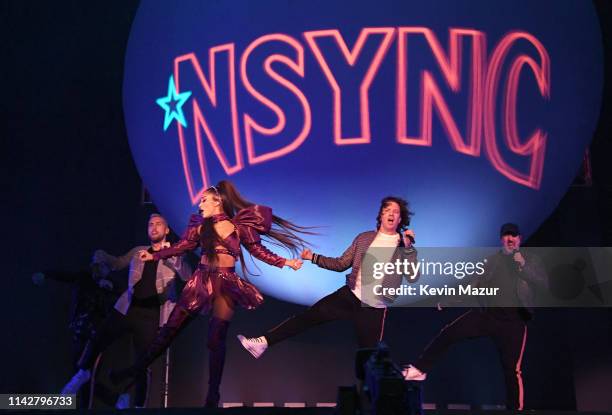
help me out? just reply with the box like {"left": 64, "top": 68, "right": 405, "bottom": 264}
{"left": 32, "top": 261, "right": 123, "bottom": 408}
{"left": 403, "top": 223, "right": 547, "bottom": 411}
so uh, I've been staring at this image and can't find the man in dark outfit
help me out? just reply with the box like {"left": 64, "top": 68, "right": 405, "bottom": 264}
{"left": 33, "top": 262, "right": 122, "bottom": 408}
{"left": 403, "top": 223, "right": 547, "bottom": 410}
{"left": 33, "top": 263, "right": 121, "bottom": 365}
{"left": 60, "top": 214, "right": 191, "bottom": 408}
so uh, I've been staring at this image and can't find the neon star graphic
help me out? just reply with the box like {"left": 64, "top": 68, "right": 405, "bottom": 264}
{"left": 156, "top": 75, "right": 192, "bottom": 131}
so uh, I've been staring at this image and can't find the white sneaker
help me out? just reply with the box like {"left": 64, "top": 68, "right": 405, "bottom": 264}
{"left": 61, "top": 369, "right": 91, "bottom": 394}
{"left": 402, "top": 364, "right": 427, "bottom": 381}
{"left": 237, "top": 335, "right": 268, "bottom": 359}
{"left": 115, "top": 393, "right": 130, "bottom": 409}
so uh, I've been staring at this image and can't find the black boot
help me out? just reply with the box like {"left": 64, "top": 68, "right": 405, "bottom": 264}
{"left": 110, "top": 307, "right": 192, "bottom": 389}
{"left": 204, "top": 390, "right": 220, "bottom": 408}
{"left": 76, "top": 340, "right": 98, "bottom": 370}
{"left": 204, "top": 317, "right": 230, "bottom": 408}
{"left": 108, "top": 366, "right": 139, "bottom": 390}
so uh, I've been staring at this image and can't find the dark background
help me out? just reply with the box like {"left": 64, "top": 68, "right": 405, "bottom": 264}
{"left": 2, "top": 0, "right": 612, "bottom": 411}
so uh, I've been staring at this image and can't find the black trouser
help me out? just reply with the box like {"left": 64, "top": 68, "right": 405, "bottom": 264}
{"left": 265, "top": 285, "right": 387, "bottom": 348}
{"left": 414, "top": 309, "right": 527, "bottom": 410}
{"left": 78, "top": 306, "right": 159, "bottom": 408}
{"left": 72, "top": 337, "right": 91, "bottom": 409}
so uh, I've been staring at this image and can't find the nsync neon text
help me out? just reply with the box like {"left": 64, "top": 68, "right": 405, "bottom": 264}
{"left": 171, "top": 27, "right": 550, "bottom": 203}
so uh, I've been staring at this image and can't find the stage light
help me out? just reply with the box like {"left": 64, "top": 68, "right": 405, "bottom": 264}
{"left": 283, "top": 402, "right": 306, "bottom": 407}
{"left": 253, "top": 402, "right": 275, "bottom": 407}
{"left": 316, "top": 402, "right": 337, "bottom": 407}
{"left": 221, "top": 402, "right": 244, "bottom": 408}
{"left": 448, "top": 403, "right": 471, "bottom": 410}
{"left": 422, "top": 403, "right": 436, "bottom": 410}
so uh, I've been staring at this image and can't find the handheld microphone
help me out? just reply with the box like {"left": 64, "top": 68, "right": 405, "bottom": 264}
{"left": 401, "top": 227, "right": 415, "bottom": 244}
{"left": 512, "top": 248, "right": 523, "bottom": 272}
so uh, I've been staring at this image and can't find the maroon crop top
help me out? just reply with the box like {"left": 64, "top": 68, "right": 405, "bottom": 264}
{"left": 152, "top": 205, "right": 286, "bottom": 268}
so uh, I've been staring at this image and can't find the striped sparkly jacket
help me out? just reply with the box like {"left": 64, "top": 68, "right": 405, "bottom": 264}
{"left": 312, "top": 230, "right": 418, "bottom": 290}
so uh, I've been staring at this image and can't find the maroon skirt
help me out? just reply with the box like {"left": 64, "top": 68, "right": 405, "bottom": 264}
{"left": 177, "top": 264, "right": 264, "bottom": 314}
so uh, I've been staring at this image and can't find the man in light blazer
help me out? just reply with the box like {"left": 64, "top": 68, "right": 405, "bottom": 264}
{"left": 61, "top": 213, "right": 191, "bottom": 408}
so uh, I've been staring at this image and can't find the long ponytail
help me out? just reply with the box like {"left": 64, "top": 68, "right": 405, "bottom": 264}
{"left": 202, "top": 180, "right": 315, "bottom": 276}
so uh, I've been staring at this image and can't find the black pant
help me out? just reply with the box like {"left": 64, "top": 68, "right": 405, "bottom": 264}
{"left": 72, "top": 337, "right": 91, "bottom": 409}
{"left": 265, "top": 285, "right": 386, "bottom": 348}
{"left": 414, "top": 309, "right": 527, "bottom": 410}
{"left": 78, "top": 306, "right": 160, "bottom": 408}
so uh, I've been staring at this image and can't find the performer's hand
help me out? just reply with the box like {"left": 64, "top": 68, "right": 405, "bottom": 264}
{"left": 139, "top": 250, "right": 154, "bottom": 262}
{"left": 32, "top": 272, "right": 45, "bottom": 286}
{"left": 92, "top": 249, "right": 110, "bottom": 264}
{"left": 301, "top": 248, "right": 313, "bottom": 261}
{"left": 98, "top": 279, "right": 114, "bottom": 291}
{"left": 513, "top": 251, "right": 525, "bottom": 268}
{"left": 286, "top": 258, "right": 303, "bottom": 270}
{"left": 403, "top": 229, "right": 416, "bottom": 247}
{"left": 162, "top": 242, "right": 171, "bottom": 249}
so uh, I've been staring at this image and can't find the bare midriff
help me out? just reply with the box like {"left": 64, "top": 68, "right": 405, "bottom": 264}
{"left": 199, "top": 220, "right": 237, "bottom": 267}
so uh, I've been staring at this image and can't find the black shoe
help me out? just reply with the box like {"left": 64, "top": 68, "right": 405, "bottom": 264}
{"left": 108, "top": 367, "right": 137, "bottom": 392}
{"left": 204, "top": 390, "right": 220, "bottom": 408}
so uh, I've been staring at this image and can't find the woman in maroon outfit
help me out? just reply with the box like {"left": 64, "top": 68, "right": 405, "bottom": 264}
{"left": 111, "top": 180, "right": 308, "bottom": 407}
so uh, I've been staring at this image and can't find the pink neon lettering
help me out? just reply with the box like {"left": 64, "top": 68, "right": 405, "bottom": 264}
{"left": 484, "top": 31, "right": 550, "bottom": 189}
{"left": 241, "top": 34, "right": 311, "bottom": 165}
{"left": 396, "top": 27, "right": 485, "bottom": 156}
{"left": 174, "top": 47, "right": 243, "bottom": 204}
{"left": 171, "top": 27, "right": 551, "bottom": 203}
{"left": 303, "top": 28, "right": 394, "bottom": 145}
